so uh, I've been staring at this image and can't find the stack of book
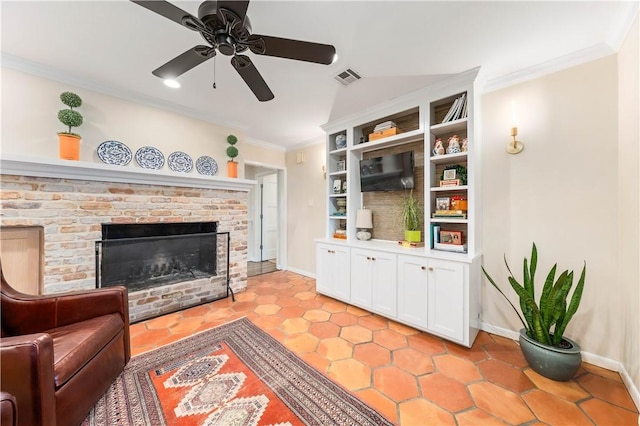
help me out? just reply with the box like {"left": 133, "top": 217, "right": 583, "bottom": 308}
{"left": 432, "top": 210, "right": 467, "bottom": 219}
{"left": 374, "top": 121, "right": 397, "bottom": 132}
{"left": 441, "top": 93, "right": 467, "bottom": 123}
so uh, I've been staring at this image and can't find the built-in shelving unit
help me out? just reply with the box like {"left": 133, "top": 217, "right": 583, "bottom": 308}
{"left": 317, "top": 68, "right": 483, "bottom": 347}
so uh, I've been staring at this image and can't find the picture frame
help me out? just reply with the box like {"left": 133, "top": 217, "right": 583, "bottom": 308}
{"left": 336, "top": 160, "right": 346, "bottom": 171}
{"left": 443, "top": 169, "right": 457, "bottom": 180}
{"left": 333, "top": 179, "right": 342, "bottom": 193}
{"left": 440, "top": 230, "right": 463, "bottom": 245}
{"left": 436, "top": 197, "right": 450, "bottom": 211}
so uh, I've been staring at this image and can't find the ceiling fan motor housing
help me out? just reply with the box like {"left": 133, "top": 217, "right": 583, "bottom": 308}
{"left": 198, "top": 0, "right": 251, "bottom": 55}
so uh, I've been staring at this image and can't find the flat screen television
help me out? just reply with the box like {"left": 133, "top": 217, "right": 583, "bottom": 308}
{"left": 360, "top": 151, "right": 415, "bottom": 192}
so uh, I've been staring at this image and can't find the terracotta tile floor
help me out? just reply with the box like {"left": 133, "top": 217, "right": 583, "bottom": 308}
{"left": 130, "top": 270, "right": 639, "bottom": 425}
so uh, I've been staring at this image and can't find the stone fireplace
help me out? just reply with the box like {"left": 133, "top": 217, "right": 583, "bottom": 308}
{"left": 0, "top": 155, "right": 254, "bottom": 321}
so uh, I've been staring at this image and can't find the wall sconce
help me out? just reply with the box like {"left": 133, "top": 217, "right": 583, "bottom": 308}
{"left": 507, "top": 101, "right": 524, "bottom": 154}
{"left": 507, "top": 127, "right": 524, "bottom": 154}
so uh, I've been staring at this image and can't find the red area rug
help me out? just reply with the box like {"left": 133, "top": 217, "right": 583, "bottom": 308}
{"left": 82, "top": 317, "right": 392, "bottom": 425}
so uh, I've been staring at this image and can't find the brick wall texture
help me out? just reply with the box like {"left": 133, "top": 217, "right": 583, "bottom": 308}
{"left": 0, "top": 174, "right": 249, "bottom": 295}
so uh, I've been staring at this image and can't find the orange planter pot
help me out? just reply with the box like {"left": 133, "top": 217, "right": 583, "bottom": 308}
{"left": 58, "top": 134, "right": 81, "bottom": 160}
{"left": 227, "top": 160, "right": 238, "bottom": 178}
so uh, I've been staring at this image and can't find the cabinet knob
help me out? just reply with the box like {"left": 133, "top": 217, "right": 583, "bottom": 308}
{"left": 421, "top": 266, "right": 426, "bottom": 270}
{"left": 371, "top": 257, "right": 376, "bottom": 261}
{"left": 366, "top": 256, "right": 371, "bottom": 260}
{"left": 428, "top": 267, "right": 434, "bottom": 271}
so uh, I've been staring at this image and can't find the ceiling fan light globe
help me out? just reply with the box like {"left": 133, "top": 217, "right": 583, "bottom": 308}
{"left": 163, "top": 79, "right": 181, "bottom": 88}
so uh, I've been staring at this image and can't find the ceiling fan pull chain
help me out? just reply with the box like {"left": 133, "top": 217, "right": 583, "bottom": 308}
{"left": 213, "top": 56, "right": 217, "bottom": 89}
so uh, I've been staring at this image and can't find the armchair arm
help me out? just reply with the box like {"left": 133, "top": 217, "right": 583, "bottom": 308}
{"left": 2, "top": 285, "right": 129, "bottom": 335}
{"left": 0, "top": 334, "right": 56, "bottom": 426}
{"left": 1, "top": 391, "right": 17, "bottom": 426}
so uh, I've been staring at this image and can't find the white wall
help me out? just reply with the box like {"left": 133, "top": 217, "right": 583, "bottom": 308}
{"left": 481, "top": 56, "right": 623, "bottom": 361}
{"left": 617, "top": 14, "right": 639, "bottom": 393}
{"left": 0, "top": 68, "right": 285, "bottom": 176}
{"left": 285, "top": 142, "right": 326, "bottom": 276}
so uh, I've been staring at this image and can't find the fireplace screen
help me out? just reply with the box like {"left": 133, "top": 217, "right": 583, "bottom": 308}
{"left": 95, "top": 222, "right": 226, "bottom": 293}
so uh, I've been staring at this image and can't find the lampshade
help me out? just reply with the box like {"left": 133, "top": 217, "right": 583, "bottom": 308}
{"left": 356, "top": 209, "right": 373, "bottom": 228}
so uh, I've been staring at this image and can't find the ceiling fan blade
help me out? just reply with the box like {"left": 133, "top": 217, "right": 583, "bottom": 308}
{"left": 152, "top": 46, "right": 215, "bottom": 79}
{"left": 131, "top": 0, "right": 209, "bottom": 33}
{"left": 217, "top": 1, "right": 250, "bottom": 25}
{"left": 230, "top": 55, "right": 274, "bottom": 102}
{"left": 248, "top": 35, "right": 336, "bottom": 65}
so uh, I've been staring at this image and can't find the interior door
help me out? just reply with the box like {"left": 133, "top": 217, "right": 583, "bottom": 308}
{"left": 260, "top": 173, "right": 278, "bottom": 261}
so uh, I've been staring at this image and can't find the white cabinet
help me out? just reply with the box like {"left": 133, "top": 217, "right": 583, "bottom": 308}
{"left": 316, "top": 243, "right": 350, "bottom": 300}
{"left": 397, "top": 254, "right": 429, "bottom": 328}
{"left": 427, "top": 259, "right": 465, "bottom": 342}
{"left": 351, "top": 248, "right": 397, "bottom": 317}
{"left": 316, "top": 68, "right": 482, "bottom": 347}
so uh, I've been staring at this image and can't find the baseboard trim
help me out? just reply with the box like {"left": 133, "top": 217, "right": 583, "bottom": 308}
{"left": 284, "top": 266, "right": 315, "bottom": 279}
{"left": 481, "top": 321, "right": 640, "bottom": 412}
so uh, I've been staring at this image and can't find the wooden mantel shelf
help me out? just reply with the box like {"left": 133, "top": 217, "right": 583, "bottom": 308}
{"left": 0, "top": 154, "right": 256, "bottom": 192}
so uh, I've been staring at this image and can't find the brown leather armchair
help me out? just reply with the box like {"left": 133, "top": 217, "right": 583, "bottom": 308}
{"left": 0, "top": 267, "right": 130, "bottom": 426}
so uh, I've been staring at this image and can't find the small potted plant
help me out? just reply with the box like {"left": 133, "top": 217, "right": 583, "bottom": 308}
{"left": 57, "top": 91, "right": 83, "bottom": 160}
{"left": 226, "top": 134, "right": 239, "bottom": 178}
{"left": 482, "top": 243, "right": 586, "bottom": 381}
{"left": 401, "top": 189, "right": 422, "bottom": 242}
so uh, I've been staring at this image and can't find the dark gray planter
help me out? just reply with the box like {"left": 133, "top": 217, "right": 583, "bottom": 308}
{"left": 518, "top": 329, "right": 582, "bottom": 381}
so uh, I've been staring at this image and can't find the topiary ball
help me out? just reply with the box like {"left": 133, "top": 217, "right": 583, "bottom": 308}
{"left": 227, "top": 134, "right": 238, "bottom": 145}
{"left": 60, "top": 92, "right": 82, "bottom": 108}
{"left": 58, "top": 109, "right": 83, "bottom": 128}
{"left": 226, "top": 145, "right": 239, "bottom": 160}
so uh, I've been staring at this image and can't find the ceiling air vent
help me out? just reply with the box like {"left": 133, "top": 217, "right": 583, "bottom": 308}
{"left": 334, "top": 68, "right": 361, "bottom": 86}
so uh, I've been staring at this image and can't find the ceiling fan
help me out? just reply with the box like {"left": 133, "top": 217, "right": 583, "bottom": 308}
{"left": 131, "top": 0, "right": 337, "bottom": 101}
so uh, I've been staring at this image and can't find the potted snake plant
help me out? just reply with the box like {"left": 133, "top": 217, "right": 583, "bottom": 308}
{"left": 401, "top": 189, "right": 422, "bottom": 242}
{"left": 482, "top": 243, "right": 586, "bottom": 381}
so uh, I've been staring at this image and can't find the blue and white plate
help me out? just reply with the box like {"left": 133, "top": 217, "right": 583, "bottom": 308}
{"left": 97, "top": 140, "right": 132, "bottom": 166}
{"left": 135, "top": 146, "right": 165, "bottom": 170}
{"left": 196, "top": 156, "right": 218, "bottom": 176}
{"left": 168, "top": 151, "right": 193, "bottom": 173}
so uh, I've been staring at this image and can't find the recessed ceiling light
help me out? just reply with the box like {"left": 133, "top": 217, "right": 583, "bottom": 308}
{"left": 164, "top": 79, "right": 181, "bottom": 88}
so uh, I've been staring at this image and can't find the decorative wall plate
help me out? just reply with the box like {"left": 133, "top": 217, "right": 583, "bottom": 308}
{"left": 168, "top": 151, "right": 193, "bottom": 173}
{"left": 135, "top": 146, "right": 165, "bottom": 170}
{"left": 97, "top": 140, "right": 132, "bottom": 166}
{"left": 195, "top": 156, "right": 218, "bottom": 175}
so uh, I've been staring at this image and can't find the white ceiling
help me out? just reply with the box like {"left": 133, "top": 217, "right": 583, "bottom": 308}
{"left": 1, "top": 1, "right": 636, "bottom": 150}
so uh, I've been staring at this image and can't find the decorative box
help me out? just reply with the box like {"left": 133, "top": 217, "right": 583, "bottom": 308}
{"left": 368, "top": 127, "right": 399, "bottom": 141}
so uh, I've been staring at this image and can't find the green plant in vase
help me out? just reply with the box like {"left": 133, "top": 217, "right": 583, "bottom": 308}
{"left": 401, "top": 189, "right": 422, "bottom": 242}
{"left": 482, "top": 243, "right": 586, "bottom": 381}
{"left": 57, "top": 91, "right": 84, "bottom": 160}
{"left": 226, "top": 134, "right": 239, "bottom": 178}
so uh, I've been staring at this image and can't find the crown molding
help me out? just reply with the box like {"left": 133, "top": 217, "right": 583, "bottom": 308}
{"left": 484, "top": 43, "right": 616, "bottom": 93}
{"left": 244, "top": 136, "right": 286, "bottom": 152}
{"left": 0, "top": 53, "right": 248, "bottom": 132}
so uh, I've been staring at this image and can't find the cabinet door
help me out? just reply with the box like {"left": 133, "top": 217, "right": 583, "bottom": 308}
{"left": 371, "top": 251, "right": 397, "bottom": 317}
{"left": 427, "top": 259, "right": 465, "bottom": 341}
{"left": 397, "top": 255, "right": 429, "bottom": 328}
{"left": 316, "top": 243, "right": 350, "bottom": 300}
{"left": 350, "top": 248, "right": 372, "bottom": 308}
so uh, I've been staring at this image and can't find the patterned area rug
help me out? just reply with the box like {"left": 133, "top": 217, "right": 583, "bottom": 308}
{"left": 82, "top": 317, "right": 392, "bottom": 426}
